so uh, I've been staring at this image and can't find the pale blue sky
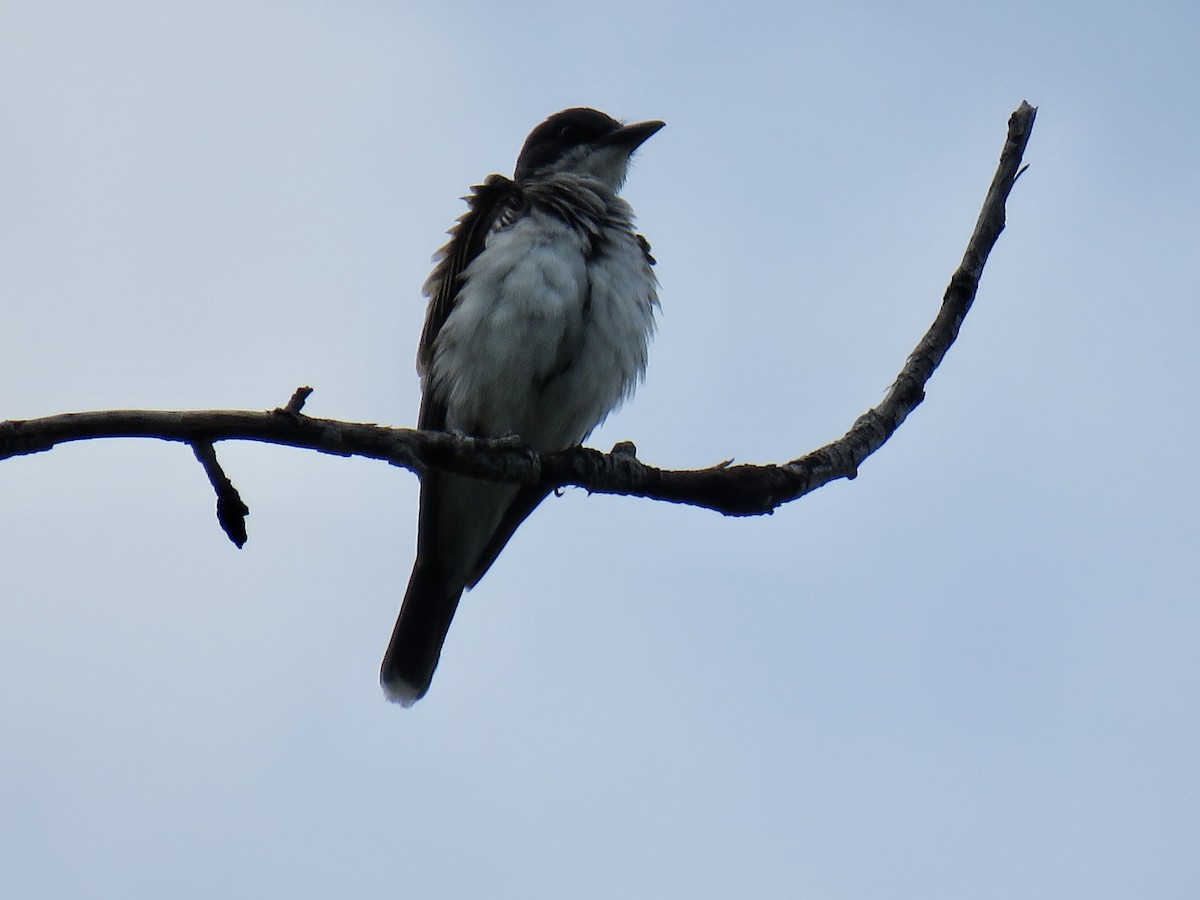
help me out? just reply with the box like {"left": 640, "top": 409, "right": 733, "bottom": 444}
{"left": 3, "top": 2, "right": 1198, "bottom": 897}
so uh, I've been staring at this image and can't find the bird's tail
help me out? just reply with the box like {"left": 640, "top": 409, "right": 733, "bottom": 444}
{"left": 380, "top": 559, "right": 463, "bottom": 706}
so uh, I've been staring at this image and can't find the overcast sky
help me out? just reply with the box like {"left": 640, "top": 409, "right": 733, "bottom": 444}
{"left": 3, "top": 2, "right": 1198, "bottom": 898}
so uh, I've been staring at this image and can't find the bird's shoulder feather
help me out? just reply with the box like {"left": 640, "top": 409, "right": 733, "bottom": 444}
{"left": 417, "top": 175, "right": 523, "bottom": 430}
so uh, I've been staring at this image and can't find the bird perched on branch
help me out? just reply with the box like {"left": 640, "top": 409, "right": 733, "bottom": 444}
{"left": 381, "top": 108, "right": 664, "bottom": 704}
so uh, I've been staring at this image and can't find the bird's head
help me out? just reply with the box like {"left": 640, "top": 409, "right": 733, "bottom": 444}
{"left": 513, "top": 107, "right": 664, "bottom": 191}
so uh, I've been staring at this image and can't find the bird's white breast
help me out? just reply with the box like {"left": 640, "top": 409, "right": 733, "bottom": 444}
{"left": 427, "top": 203, "right": 656, "bottom": 452}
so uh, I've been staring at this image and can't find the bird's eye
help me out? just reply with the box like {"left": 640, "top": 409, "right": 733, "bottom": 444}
{"left": 558, "top": 125, "right": 575, "bottom": 141}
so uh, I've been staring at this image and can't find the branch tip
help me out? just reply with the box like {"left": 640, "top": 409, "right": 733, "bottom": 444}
{"left": 191, "top": 441, "right": 250, "bottom": 548}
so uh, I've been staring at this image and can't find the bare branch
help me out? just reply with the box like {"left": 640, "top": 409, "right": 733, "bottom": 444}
{"left": 0, "top": 102, "right": 1036, "bottom": 532}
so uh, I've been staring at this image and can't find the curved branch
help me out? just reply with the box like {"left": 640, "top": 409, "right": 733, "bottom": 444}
{"left": 0, "top": 102, "right": 1036, "bottom": 538}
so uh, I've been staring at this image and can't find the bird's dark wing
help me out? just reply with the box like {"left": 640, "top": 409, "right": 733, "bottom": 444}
{"left": 417, "top": 174, "right": 522, "bottom": 432}
{"left": 382, "top": 175, "right": 526, "bottom": 704}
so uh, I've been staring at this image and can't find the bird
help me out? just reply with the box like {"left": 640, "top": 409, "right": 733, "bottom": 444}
{"left": 380, "top": 108, "right": 664, "bottom": 705}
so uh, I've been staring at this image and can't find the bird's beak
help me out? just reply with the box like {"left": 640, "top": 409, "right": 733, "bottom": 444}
{"left": 603, "top": 119, "right": 665, "bottom": 152}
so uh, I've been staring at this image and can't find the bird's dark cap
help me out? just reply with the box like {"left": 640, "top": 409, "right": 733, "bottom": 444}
{"left": 514, "top": 108, "right": 664, "bottom": 181}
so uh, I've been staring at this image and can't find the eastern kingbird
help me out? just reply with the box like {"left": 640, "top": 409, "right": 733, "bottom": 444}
{"left": 380, "top": 108, "right": 664, "bottom": 705}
